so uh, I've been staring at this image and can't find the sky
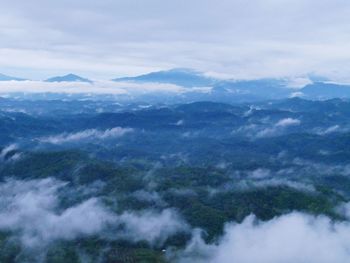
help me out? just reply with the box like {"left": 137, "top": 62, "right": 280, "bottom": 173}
{"left": 1, "top": 0, "right": 350, "bottom": 80}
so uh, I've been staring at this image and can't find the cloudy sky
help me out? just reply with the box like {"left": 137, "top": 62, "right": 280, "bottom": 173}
{"left": 1, "top": 0, "right": 350, "bottom": 80}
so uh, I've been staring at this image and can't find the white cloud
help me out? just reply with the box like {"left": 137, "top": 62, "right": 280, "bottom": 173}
{"left": 291, "top": 158, "right": 350, "bottom": 177}
{"left": 39, "top": 127, "right": 134, "bottom": 144}
{"left": 0, "top": 80, "right": 189, "bottom": 95}
{"left": 116, "top": 209, "right": 189, "bottom": 245}
{"left": 173, "top": 212, "right": 350, "bottom": 263}
{"left": 0, "top": 178, "right": 115, "bottom": 247}
{"left": 0, "top": 178, "right": 189, "bottom": 248}
{"left": 287, "top": 77, "right": 312, "bottom": 89}
{"left": 256, "top": 118, "right": 301, "bottom": 138}
{"left": 275, "top": 118, "right": 301, "bottom": 127}
{"left": 0, "top": 144, "right": 18, "bottom": 161}
{"left": 175, "top": 120, "right": 184, "bottom": 126}
{"left": 315, "top": 125, "right": 348, "bottom": 135}
{"left": 233, "top": 117, "right": 301, "bottom": 139}
{"left": 248, "top": 168, "right": 271, "bottom": 179}
{"left": 237, "top": 179, "right": 315, "bottom": 192}
{"left": 290, "top": 91, "right": 304, "bottom": 98}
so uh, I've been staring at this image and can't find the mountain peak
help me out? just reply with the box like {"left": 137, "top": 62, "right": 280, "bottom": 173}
{"left": 166, "top": 68, "right": 200, "bottom": 74}
{"left": 45, "top": 74, "right": 92, "bottom": 83}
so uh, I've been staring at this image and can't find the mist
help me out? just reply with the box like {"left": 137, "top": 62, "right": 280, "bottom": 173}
{"left": 173, "top": 212, "right": 350, "bottom": 263}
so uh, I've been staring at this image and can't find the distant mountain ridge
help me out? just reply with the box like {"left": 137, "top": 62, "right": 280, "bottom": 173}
{"left": 45, "top": 74, "right": 92, "bottom": 83}
{"left": 300, "top": 82, "right": 350, "bottom": 99}
{"left": 3, "top": 69, "right": 350, "bottom": 101}
{"left": 0, "top": 73, "right": 26, "bottom": 81}
{"left": 113, "top": 68, "right": 217, "bottom": 87}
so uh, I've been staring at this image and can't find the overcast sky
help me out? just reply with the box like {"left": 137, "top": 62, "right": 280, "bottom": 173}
{"left": 1, "top": 0, "right": 350, "bottom": 80}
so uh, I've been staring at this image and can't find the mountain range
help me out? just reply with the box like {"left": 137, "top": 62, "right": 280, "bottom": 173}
{"left": 45, "top": 74, "right": 92, "bottom": 83}
{"left": 113, "top": 68, "right": 217, "bottom": 87}
{"left": 1, "top": 69, "right": 350, "bottom": 101}
{"left": 0, "top": 73, "right": 25, "bottom": 81}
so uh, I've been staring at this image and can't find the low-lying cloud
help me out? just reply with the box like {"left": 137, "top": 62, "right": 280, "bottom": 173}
{"left": 275, "top": 118, "right": 301, "bottom": 127}
{"left": 0, "top": 143, "right": 21, "bottom": 162}
{"left": 39, "top": 127, "right": 133, "bottom": 144}
{"left": 233, "top": 118, "right": 301, "bottom": 138}
{"left": 0, "top": 178, "right": 115, "bottom": 247}
{"left": 0, "top": 178, "right": 188, "bottom": 249}
{"left": 237, "top": 178, "right": 315, "bottom": 193}
{"left": 0, "top": 80, "right": 212, "bottom": 96}
{"left": 256, "top": 118, "right": 301, "bottom": 138}
{"left": 116, "top": 209, "right": 189, "bottom": 245}
{"left": 314, "top": 125, "right": 349, "bottom": 135}
{"left": 173, "top": 212, "right": 350, "bottom": 263}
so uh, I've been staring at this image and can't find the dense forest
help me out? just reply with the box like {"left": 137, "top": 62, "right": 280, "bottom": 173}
{"left": 0, "top": 97, "right": 350, "bottom": 262}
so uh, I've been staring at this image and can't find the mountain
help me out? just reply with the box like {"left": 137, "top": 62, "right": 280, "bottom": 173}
{"left": 213, "top": 78, "right": 291, "bottom": 99}
{"left": 45, "top": 74, "right": 92, "bottom": 83}
{"left": 0, "top": 73, "right": 26, "bottom": 81}
{"left": 112, "top": 68, "right": 217, "bottom": 87}
{"left": 307, "top": 73, "right": 329, "bottom": 82}
{"left": 2, "top": 97, "right": 348, "bottom": 262}
{"left": 260, "top": 97, "right": 350, "bottom": 114}
{"left": 176, "top": 101, "right": 241, "bottom": 113}
{"left": 112, "top": 69, "right": 292, "bottom": 101}
{"left": 301, "top": 82, "right": 350, "bottom": 99}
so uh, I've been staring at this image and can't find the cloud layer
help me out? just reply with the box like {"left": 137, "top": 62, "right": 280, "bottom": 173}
{"left": 39, "top": 127, "right": 134, "bottom": 144}
{"left": 0, "top": 178, "right": 114, "bottom": 247}
{"left": 233, "top": 117, "right": 301, "bottom": 138}
{"left": 0, "top": 178, "right": 188, "bottom": 248}
{"left": 1, "top": 0, "right": 350, "bottom": 80}
{"left": 174, "top": 212, "right": 350, "bottom": 263}
{"left": 0, "top": 80, "right": 189, "bottom": 95}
